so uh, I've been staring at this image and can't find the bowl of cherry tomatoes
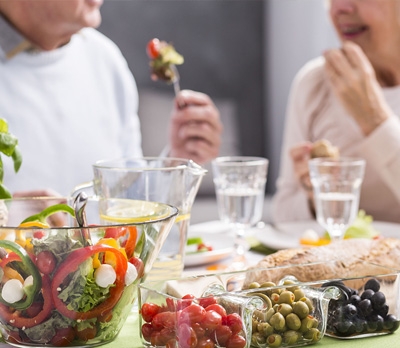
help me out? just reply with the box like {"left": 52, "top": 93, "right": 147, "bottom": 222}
{"left": 0, "top": 196, "right": 178, "bottom": 347}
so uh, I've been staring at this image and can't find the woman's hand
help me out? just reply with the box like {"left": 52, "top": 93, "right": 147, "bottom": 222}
{"left": 290, "top": 142, "right": 314, "bottom": 197}
{"left": 168, "top": 90, "right": 222, "bottom": 164}
{"left": 324, "top": 41, "right": 392, "bottom": 135}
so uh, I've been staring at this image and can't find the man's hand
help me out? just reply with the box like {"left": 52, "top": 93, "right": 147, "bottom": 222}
{"left": 324, "top": 41, "right": 391, "bottom": 135}
{"left": 169, "top": 90, "right": 222, "bottom": 164}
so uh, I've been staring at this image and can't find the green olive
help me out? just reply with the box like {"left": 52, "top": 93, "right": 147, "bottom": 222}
{"left": 294, "top": 288, "right": 305, "bottom": 301}
{"left": 270, "top": 312, "right": 286, "bottom": 331}
{"left": 265, "top": 307, "right": 275, "bottom": 322}
{"left": 252, "top": 318, "right": 260, "bottom": 332}
{"left": 270, "top": 293, "right": 280, "bottom": 304}
{"left": 311, "top": 316, "right": 319, "bottom": 328}
{"left": 283, "top": 330, "right": 300, "bottom": 345}
{"left": 286, "top": 313, "right": 301, "bottom": 331}
{"left": 303, "top": 328, "right": 321, "bottom": 341}
{"left": 259, "top": 281, "right": 276, "bottom": 296}
{"left": 293, "top": 301, "right": 310, "bottom": 319}
{"left": 248, "top": 282, "right": 261, "bottom": 289}
{"left": 257, "top": 322, "right": 274, "bottom": 337}
{"left": 266, "top": 333, "right": 282, "bottom": 347}
{"left": 300, "top": 315, "right": 315, "bottom": 333}
{"left": 277, "top": 303, "right": 293, "bottom": 317}
{"left": 282, "top": 279, "right": 299, "bottom": 292}
{"left": 299, "top": 296, "right": 314, "bottom": 311}
{"left": 278, "top": 290, "right": 295, "bottom": 304}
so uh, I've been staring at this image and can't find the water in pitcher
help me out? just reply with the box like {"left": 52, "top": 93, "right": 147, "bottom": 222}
{"left": 146, "top": 213, "right": 190, "bottom": 282}
{"left": 216, "top": 187, "right": 264, "bottom": 227}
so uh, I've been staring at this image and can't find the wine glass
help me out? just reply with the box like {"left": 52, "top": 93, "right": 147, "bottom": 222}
{"left": 211, "top": 156, "right": 268, "bottom": 268}
{"left": 308, "top": 157, "right": 366, "bottom": 242}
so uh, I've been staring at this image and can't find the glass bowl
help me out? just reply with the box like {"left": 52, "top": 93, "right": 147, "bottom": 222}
{"left": 0, "top": 196, "right": 178, "bottom": 347}
{"left": 138, "top": 268, "right": 340, "bottom": 348}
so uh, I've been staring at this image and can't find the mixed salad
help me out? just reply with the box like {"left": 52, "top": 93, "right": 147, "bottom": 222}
{"left": 0, "top": 204, "right": 144, "bottom": 346}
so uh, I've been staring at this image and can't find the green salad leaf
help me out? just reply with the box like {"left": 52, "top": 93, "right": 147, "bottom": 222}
{"left": 58, "top": 258, "right": 113, "bottom": 312}
{"left": 0, "top": 118, "right": 22, "bottom": 198}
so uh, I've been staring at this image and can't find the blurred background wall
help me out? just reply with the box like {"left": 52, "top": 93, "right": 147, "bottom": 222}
{"left": 98, "top": 0, "right": 338, "bottom": 196}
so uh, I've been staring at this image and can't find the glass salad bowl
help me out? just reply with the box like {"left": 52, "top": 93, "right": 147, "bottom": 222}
{"left": 0, "top": 196, "right": 178, "bottom": 347}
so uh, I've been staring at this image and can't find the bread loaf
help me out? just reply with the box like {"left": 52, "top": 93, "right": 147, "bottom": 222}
{"left": 244, "top": 238, "right": 400, "bottom": 287}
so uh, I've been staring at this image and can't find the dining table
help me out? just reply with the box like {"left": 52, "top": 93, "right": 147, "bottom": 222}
{"left": 1, "top": 197, "right": 399, "bottom": 348}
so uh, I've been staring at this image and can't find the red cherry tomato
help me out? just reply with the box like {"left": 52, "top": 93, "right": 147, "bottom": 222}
{"left": 177, "top": 294, "right": 195, "bottom": 310}
{"left": 201, "top": 310, "right": 222, "bottom": 331}
{"left": 199, "top": 296, "right": 217, "bottom": 308}
{"left": 36, "top": 250, "right": 56, "bottom": 274}
{"left": 50, "top": 327, "right": 76, "bottom": 346}
{"left": 152, "top": 311, "right": 176, "bottom": 330}
{"left": 141, "top": 302, "right": 161, "bottom": 322}
{"left": 179, "top": 303, "right": 206, "bottom": 325}
{"left": 212, "top": 325, "right": 232, "bottom": 346}
{"left": 225, "top": 313, "right": 243, "bottom": 334}
{"left": 225, "top": 334, "right": 246, "bottom": 348}
{"left": 141, "top": 323, "right": 154, "bottom": 342}
{"left": 177, "top": 323, "right": 198, "bottom": 348}
{"left": 205, "top": 303, "right": 227, "bottom": 317}
{"left": 191, "top": 322, "right": 206, "bottom": 339}
{"left": 146, "top": 38, "right": 160, "bottom": 59}
{"left": 129, "top": 256, "right": 144, "bottom": 279}
{"left": 197, "top": 337, "right": 216, "bottom": 348}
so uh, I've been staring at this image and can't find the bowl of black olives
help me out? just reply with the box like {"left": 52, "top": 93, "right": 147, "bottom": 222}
{"left": 322, "top": 274, "right": 400, "bottom": 338}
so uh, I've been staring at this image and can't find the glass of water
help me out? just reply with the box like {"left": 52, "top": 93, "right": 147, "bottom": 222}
{"left": 309, "top": 157, "right": 366, "bottom": 242}
{"left": 211, "top": 156, "right": 268, "bottom": 268}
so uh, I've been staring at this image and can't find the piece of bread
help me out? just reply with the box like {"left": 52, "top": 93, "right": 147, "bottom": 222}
{"left": 244, "top": 238, "right": 400, "bottom": 288}
{"left": 310, "top": 139, "right": 339, "bottom": 159}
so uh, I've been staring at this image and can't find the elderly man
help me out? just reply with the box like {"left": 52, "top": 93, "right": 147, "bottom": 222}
{"left": 0, "top": 0, "right": 222, "bottom": 196}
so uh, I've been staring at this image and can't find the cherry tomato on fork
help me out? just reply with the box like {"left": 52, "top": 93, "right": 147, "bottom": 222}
{"left": 146, "top": 38, "right": 161, "bottom": 59}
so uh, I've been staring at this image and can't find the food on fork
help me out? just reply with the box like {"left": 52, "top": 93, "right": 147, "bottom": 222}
{"left": 146, "top": 38, "right": 184, "bottom": 83}
{"left": 310, "top": 139, "right": 339, "bottom": 159}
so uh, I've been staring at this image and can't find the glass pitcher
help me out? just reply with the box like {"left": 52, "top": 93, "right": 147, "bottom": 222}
{"left": 73, "top": 157, "right": 207, "bottom": 280}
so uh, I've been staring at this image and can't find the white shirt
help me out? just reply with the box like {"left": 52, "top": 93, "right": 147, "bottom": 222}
{"left": 0, "top": 27, "right": 143, "bottom": 195}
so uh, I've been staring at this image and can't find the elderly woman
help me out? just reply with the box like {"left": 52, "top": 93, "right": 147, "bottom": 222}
{"left": 272, "top": 0, "right": 400, "bottom": 223}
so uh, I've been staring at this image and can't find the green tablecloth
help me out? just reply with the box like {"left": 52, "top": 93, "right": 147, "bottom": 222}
{"left": 108, "top": 311, "right": 400, "bottom": 348}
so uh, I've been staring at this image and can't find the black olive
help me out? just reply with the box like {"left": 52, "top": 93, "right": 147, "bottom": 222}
{"left": 361, "top": 289, "right": 375, "bottom": 300}
{"left": 358, "top": 299, "right": 373, "bottom": 317}
{"left": 371, "top": 291, "right": 386, "bottom": 310}
{"left": 350, "top": 294, "right": 361, "bottom": 306}
{"left": 364, "top": 278, "right": 380, "bottom": 292}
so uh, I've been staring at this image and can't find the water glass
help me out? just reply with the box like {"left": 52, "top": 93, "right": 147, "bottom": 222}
{"left": 309, "top": 157, "right": 366, "bottom": 242}
{"left": 211, "top": 156, "right": 268, "bottom": 266}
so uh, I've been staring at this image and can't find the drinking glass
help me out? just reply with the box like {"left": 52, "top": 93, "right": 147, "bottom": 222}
{"left": 211, "top": 156, "right": 268, "bottom": 267}
{"left": 309, "top": 157, "right": 366, "bottom": 242}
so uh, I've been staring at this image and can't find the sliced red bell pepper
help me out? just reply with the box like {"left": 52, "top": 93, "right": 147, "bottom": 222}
{"left": 0, "top": 275, "right": 53, "bottom": 328}
{"left": 51, "top": 244, "right": 127, "bottom": 320}
{"left": 104, "top": 226, "right": 137, "bottom": 259}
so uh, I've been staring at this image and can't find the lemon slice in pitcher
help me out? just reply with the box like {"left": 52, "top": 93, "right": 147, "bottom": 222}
{"left": 100, "top": 199, "right": 171, "bottom": 223}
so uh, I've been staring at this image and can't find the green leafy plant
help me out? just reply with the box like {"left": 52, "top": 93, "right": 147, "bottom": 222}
{"left": 0, "top": 118, "right": 22, "bottom": 198}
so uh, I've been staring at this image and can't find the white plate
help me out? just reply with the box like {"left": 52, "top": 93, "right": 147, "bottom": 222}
{"left": 184, "top": 221, "right": 234, "bottom": 267}
{"left": 255, "top": 220, "right": 400, "bottom": 250}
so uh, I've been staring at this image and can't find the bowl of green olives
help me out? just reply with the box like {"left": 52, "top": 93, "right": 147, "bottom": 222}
{"left": 138, "top": 269, "right": 341, "bottom": 348}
